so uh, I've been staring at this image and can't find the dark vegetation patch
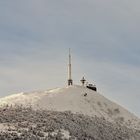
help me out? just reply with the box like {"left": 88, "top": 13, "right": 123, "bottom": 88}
{"left": 0, "top": 106, "right": 140, "bottom": 140}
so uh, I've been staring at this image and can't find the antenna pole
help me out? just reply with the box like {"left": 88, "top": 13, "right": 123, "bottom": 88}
{"left": 68, "top": 48, "right": 73, "bottom": 86}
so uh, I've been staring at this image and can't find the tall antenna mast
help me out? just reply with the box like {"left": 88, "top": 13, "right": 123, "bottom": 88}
{"left": 68, "top": 48, "right": 73, "bottom": 86}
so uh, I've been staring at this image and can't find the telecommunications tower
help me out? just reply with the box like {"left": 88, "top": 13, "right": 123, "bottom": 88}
{"left": 68, "top": 48, "right": 73, "bottom": 86}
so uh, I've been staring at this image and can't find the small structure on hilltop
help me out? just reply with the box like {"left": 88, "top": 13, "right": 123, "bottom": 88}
{"left": 67, "top": 49, "right": 97, "bottom": 91}
{"left": 86, "top": 83, "right": 97, "bottom": 91}
{"left": 80, "top": 77, "right": 86, "bottom": 86}
{"left": 80, "top": 77, "right": 97, "bottom": 91}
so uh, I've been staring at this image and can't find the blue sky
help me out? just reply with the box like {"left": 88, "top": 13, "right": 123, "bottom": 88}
{"left": 0, "top": 0, "right": 140, "bottom": 116}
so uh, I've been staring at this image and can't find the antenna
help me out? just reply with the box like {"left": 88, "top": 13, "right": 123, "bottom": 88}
{"left": 68, "top": 48, "right": 73, "bottom": 86}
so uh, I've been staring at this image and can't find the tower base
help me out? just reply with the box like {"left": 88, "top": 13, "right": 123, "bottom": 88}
{"left": 68, "top": 79, "right": 73, "bottom": 86}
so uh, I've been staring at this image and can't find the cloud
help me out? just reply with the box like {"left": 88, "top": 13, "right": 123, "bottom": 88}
{"left": 0, "top": 0, "right": 140, "bottom": 116}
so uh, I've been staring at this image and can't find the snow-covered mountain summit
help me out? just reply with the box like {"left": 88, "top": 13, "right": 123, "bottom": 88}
{"left": 0, "top": 85, "right": 139, "bottom": 129}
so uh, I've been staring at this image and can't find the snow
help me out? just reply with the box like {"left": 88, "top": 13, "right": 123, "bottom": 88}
{"left": 0, "top": 123, "right": 16, "bottom": 132}
{"left": 60, "top": 129, "right": 71, "bottom": 139}
{"left": 0, "top": 124, "right": 6, "bottom": 131}
{"left": 0, "top": 85, "right": 140, "bottom": 129}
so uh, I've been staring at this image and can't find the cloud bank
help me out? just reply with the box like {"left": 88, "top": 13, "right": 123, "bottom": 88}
{"left": 0, "top": 0, "right": 140, "bottom": 116}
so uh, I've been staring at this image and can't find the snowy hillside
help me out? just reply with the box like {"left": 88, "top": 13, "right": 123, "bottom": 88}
{"left": 0, "top": 85, "right": 140, "bottom": 130}
{"left": 0, "top": 107, "right": 140, "bottom": 140}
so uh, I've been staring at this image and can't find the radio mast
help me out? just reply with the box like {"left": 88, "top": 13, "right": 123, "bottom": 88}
{"left": 68, "top": 48, "right": 73, "bottom": 86}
